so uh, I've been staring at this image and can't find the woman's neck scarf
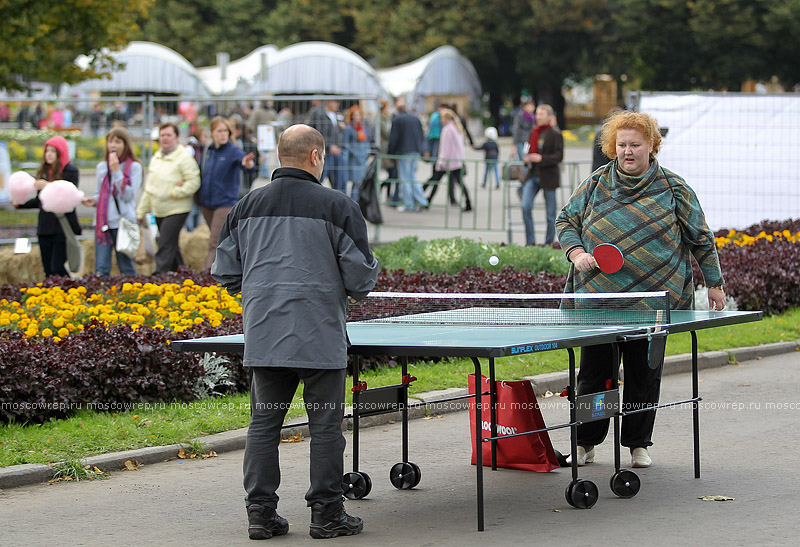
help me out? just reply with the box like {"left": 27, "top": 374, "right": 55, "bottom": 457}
{"left": 96, "top": 158, "right": 133, "bottom": 245}
{"left": 355, "top": 122, "right": 367, "bottom": 142}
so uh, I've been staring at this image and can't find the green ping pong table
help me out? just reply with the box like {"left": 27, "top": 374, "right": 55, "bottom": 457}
{"left": 173, "top": 295, "right": 762, "bottom": 532}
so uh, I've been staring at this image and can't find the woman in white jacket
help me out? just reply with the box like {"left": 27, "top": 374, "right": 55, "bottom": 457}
{"left": 82, "top": 127, "right": 143, "bottom": 276}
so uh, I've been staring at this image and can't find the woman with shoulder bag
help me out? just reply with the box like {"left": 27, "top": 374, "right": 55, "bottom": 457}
{"left": 82, "top": 127, "right": 142, "bottom": 276}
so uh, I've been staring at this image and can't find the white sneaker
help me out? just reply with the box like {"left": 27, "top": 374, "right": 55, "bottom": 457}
{"left": 396, "top": 206, "right": 407, "bottom": 212}
{"left": 565, "top": 445, "right": 595, "bottom": 466}
{"left": 631, "top": 447, "right": 651, "bottom": 468}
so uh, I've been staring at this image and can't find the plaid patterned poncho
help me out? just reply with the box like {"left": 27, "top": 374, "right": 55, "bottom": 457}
{"left": 555, "top": 159, "right": 724, "bottom": 310}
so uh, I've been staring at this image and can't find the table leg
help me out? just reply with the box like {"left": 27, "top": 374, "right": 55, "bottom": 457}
{"left": 692, "top": 331, "right": 700, "bottom": 478}
{"left": 471, "top": 357, "right": 485, "bottom": 532}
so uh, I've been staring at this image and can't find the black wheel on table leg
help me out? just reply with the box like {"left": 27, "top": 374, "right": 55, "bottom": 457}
{"left": 609, "top": 469, "right": 640, "bottom": 498}
{"left": 342, "top": 471, "right": 371, "bottom": 500}
{"left": 389, "top": 462, "right": 418, "bottom": 490}
{"left": 565, "top": 478, "right": 599, "bottom": 509}
{"left": 408, "top": 461, "right": 422, "bottom": 488}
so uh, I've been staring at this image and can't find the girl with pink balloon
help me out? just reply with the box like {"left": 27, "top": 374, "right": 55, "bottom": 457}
{"left": 15, "top": 136, "right": 82, "bottom": 277}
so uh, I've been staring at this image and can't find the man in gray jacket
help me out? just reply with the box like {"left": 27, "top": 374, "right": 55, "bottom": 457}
{"left": 212, "top": 124, "right": 379, "bottom": 540}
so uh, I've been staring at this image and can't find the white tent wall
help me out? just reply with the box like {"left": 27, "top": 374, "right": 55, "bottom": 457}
{"left": 376, "top": 46, "right": 482, "bottom": 115}
{"left": 197, "top": 45, "right": 279, "bottom": 96}
{"left": 633, "top": 92, "right": 800, "bottom": 230}
{"left": 69, "top": 42, "right": 210, "bottom": 97}
{"left": 246, "top": 42, "right": 388, "bottom": 99}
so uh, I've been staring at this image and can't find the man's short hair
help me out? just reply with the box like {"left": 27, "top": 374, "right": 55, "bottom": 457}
{"left": 278, "top": 124, "right": 325, "bottom": 164}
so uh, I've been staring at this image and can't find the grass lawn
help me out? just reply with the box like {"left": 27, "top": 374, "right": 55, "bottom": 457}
{"left": 1, "top": 308, "right": 798, "bottom": 468}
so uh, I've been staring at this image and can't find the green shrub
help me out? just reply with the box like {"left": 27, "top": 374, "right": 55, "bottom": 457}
{"left": 372, "top": 236, "right": 569, "bottom": 275}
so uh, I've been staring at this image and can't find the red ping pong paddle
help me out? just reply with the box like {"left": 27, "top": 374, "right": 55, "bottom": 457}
{"left": 593, "top": 243, "right": 624, "bottom": 274}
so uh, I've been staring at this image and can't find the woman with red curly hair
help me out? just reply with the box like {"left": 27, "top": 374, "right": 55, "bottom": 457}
{"left": 556, "top": 110, "right": 726, "bottom": 469}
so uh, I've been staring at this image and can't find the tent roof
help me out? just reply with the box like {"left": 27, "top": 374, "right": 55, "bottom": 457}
{"left": 245, "top": 42, "right": 388, "bottom": 98}
{"left": 197, "top": 45, "right": 279, "bottom": 96}
{"left": 71, "top": 41, "right": 210, "bottom": 97}
{"left": 376, "top": 46, "right": 482, "bottom": 105}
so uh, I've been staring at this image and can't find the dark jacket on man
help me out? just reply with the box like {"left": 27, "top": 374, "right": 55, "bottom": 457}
{"left": 212, "top": 167, "right": 379, "bottom": 369}
{"left": 306, "top": 105, "right": 342, "bottom": 150}
{"left": 387, "top": 112, "right": 425, "bottom": 155}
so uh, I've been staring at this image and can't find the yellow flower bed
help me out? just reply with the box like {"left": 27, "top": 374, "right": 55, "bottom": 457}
{"left": 715, "top": 229, "right": 800, "bottom": 250}
{"left": 0, "top": 279, "right": 242, "bottom": 341}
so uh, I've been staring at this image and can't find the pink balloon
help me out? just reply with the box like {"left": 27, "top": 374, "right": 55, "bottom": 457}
{"left": 39, "top": 180, "right": 85, "bottom": 214}
{"left": 8, "top": 171, "right": 36, "bottom": 205}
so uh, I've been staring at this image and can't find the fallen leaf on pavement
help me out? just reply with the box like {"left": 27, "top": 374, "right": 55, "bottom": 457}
{"left": 281, "top": 433, "right": 304, "bottom": 443}
{"left": 124, "top": 460, "right": 140, "bottom": 471}
{"left": 698, "top": 495, "right": 735, "bottom": 501}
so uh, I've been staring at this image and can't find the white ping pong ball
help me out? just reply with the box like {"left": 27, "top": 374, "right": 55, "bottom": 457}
{"left": 489, "top": 255, "right": 499, "bottom": 266}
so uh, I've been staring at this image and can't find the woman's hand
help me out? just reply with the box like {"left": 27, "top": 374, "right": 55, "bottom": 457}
{"left": 707, "top": 287, "right": 726, "bottom": 311}
{"left": 242, "top": 152, "right": 255, "bottom": 169}
{"left": 568, "top": 249, "right": 597, "bottom": 272}
{"left": 81, "top": 198, "right": 97, "bottom": 207}
{"left": 33, "top": 179, "right": 48, "bottom": 191}
{"left": 108, "top": 151, "right": 120, "bottom": 173}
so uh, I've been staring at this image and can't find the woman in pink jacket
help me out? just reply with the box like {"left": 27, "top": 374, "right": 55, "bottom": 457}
{"left": 428, "top": 109, "right": 472, "bottom": 212}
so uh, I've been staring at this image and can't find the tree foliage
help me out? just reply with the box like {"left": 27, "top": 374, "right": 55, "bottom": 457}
{"left": 6, "top": 0, "right": 800, "bottom": 115}
{"left": 0, "top": 0, "right": 152, "bottom": 92}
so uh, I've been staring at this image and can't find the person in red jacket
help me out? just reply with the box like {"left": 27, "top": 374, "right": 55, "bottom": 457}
{"left": 17, "top": 136, "right": 82, "bottom": 277}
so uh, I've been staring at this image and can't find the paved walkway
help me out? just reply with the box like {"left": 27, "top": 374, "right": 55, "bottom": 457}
{"left": 2, "top": 346, "right": 798, "bottom": 546}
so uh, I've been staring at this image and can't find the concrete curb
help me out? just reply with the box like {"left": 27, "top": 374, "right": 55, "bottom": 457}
{"left": 2, "top": 340, "right": 797, "bottom": 490}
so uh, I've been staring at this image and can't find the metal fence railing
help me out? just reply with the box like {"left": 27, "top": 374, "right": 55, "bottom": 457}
{"left": 1, "top": 92, "right": 591, "bottom": 245}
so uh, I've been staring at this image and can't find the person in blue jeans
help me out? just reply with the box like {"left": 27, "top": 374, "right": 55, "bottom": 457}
{"left": 83, "top": 127, "right": 143, "bottom": 276}
{"left": 475, "top": 126, "right": 500, "bottom": 189}
{"left": 387, "top": 97, "right": 428, "bottom": 212}
{"left": 521, "top": 104, "right": 563, "bottom": 245}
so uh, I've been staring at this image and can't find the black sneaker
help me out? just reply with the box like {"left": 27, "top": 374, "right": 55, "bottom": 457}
{"left": 247, "top": 504, "right": 289, "bottom": 540}
{"left": 309, "top": 502, "right": 363, "bottom": 539}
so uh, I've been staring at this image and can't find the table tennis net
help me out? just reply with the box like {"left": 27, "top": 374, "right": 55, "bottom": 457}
{"left": 347, "top": 291, "right": 670, "bottom": 327}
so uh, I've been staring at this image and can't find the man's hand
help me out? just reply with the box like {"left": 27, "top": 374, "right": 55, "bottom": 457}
{"left": 524, "top": 152, "right": 542, "bottom": 164}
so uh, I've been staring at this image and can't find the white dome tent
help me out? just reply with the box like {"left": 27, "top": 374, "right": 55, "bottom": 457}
{"left": 376, "top": 45, "right": 482, "bottom": 114}
{"left": 197, "top": 45, "right": 280, "bottom": 96}
{"left": 245, "top": 42, "right": 389, "bottom": 99}
{"left": 69, "top": 41, "right": 210, "bottom": 97}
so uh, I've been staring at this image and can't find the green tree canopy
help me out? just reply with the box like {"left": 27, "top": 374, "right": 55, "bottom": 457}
{"left": 0, "top": 0, "right": 152, "bottom": 92}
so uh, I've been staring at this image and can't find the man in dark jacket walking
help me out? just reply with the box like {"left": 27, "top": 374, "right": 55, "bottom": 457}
{"left": 306, "top": 100, "right": 346, "bottom": 193}
{"left": 212, "top": 124, "right": 379, "bottom": 540}
{"left": 387, "top": 97, "right": 428, "bottom": 211}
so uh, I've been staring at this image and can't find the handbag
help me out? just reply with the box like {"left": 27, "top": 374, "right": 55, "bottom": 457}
{"left": 468, "top": 374, "right": 559, "bottom": 472}
{"left": 507, "top": 164, "right": 525, "bottom": 181}
{"left": 113, "top": 195, "right": 141, "bottom": 259}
